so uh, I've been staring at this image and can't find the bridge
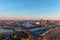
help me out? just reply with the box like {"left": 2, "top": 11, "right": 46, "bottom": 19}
{"left": 13, "top": 24, "right": 60, "bottom": 40}
{"left": 27, "top": 24, "right": 60, "bottom": 40}
{"left": 40, "top": 25, "right": 60, "bottom": 40}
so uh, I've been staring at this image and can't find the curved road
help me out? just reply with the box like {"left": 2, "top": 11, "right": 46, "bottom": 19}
{"left": 43, "top": 27, "right": 60, "bottom": 40}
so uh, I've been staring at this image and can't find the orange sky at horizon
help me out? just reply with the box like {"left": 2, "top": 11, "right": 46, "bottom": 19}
{"left": 0, "top": 0, "right": 60, "bottom": 21}
{"left": 0, "top": 15, "right": 60, "bottom": 20}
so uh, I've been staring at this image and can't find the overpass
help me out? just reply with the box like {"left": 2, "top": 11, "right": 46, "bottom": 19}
{"left": 40, "top": 25, "right": 60, "bottom": 40}
{"left": 13, "top": 24, "right": 60, "bottom": 40}
{"left": 27, "top": 24, "right": 60, "bottom": 40}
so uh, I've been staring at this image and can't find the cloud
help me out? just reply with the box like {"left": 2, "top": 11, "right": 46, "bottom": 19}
{"left": 16, "top": 10, "right": 29, "bottom": 14}
{"left": 21, "top": 10, "right": 27, "bottom": 12}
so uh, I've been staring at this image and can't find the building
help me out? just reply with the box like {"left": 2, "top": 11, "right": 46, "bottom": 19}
{"left": 22, "top": 21, "right": 32, "bottom": 28}
{"left": 35, "top": 21, "right": 40, "bottom": 25}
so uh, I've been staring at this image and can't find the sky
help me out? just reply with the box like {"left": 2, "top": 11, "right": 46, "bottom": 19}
{"left": 0, "top": 0, "right": 60, "bottom": 20}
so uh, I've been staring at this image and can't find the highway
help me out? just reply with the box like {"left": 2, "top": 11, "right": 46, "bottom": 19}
{"left": 27, "top": 24, "right": 60, "bottom": 40}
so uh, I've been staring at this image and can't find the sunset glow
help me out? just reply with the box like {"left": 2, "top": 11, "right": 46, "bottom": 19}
{"left": 0, "top": 0, "right": 60, "bottom": 20}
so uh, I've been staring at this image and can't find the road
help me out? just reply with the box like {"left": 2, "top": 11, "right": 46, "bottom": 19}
{"left": 42, "top": 26, "right": 60, "bottom": 40}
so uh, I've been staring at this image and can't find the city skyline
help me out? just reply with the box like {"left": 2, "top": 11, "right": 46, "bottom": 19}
{"left": 0, "top": 0, "right": 60, "bottom": 20}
